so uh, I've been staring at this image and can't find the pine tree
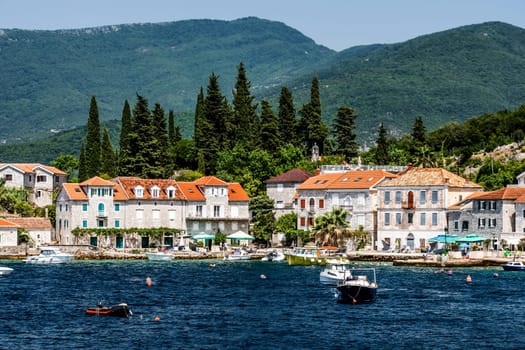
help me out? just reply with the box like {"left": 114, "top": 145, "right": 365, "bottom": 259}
{"left": 78, "top": 143, "right": 87, "bottom": 182}
{"left": 231, "top": 62, "right": 259, "bottom": 151}
{"left": 375, "top": 122, "right": 389, "bottom": 165}
{"left": 100, "top": 128, "right": 117, "bottom": 177}
{"left": 85, "top": 96, "right": 101, "bottom": 178}
{"left": 278, "top": 86, "right": 297, "bottom": 146}
{"left": 298, "top": 76, "right": 328, "bottom": 154}
{"left": 332, "top": 106, "right": 359, "bottom": 162}
{"left": 260, "top": 100, "right": 281, "bottom": 153}
{"left": 118, "top": 100, "right": 133, "bottom": 176}
{"left": 150, "top": 102, "right": 169, "bottom": 178}
{"left": 201, "top": 73, "right": 229, "bottom": 174}
{"left": 131, "top": 94, "right": 156, "bottom": 178}
{"left": 410, "top": 116, "right": 427, "bottom": 165}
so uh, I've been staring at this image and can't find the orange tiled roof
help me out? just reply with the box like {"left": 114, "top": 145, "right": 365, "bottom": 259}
{"left": 193, "top": 176, "right": 228, "bottom": 186}
{"left": 228, "top": 183, "right": 250, "bottom": 201}
{"left": 0, "top": 218, "right": 18, "bottom": 227}
{"left": 377, "top": 167, "right": 482, "bottom": 188}
{"left": 473, "top": 186, "right": 525, "bottom": 200}
{"left": 80, "top": 176, "right": 115, "bottom": 187}
{"left": 116, "top": 177, "right": 185, "bottom": 200}
{"left": 298, "top": 170, "right": 396, "bottom": 190}
{"left": 8, "top": 217, "right": 52, "bottom": 229}
{"left": 0, "top": 163, "right": 67, "bottom": 175}
{"left": 176, "top": 182, "right": 205, "bottom": 201}
{"left": 62, "top": 183, "right": 88, "bottom": 200}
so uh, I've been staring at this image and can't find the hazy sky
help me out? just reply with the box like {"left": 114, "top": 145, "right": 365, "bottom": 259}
{"left": 1, "top": 0, "right": 524, "bottom": 51}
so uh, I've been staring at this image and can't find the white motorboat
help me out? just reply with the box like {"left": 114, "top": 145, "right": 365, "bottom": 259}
{"left": 145, "top": 251, "right": 174, "bottom": 261}
{"left": 24, "top": 247, "right": 74, "bottom": 264}
{"left": 319, "top": 259, "right": 353, "bottom": 285}
{"left": 224, "top": 248, "right": 252, "bottom": 261}
{"left": 261, "top": 250, "right": 285, "bottom": 262}
{"left": 0, "top": 266, "right": 14, "bottom": 276}
{"left": 336, "top": 268, "right": 378, "bottom": 304}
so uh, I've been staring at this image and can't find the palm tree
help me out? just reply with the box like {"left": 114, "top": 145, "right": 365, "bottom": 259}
{"left": 312, "top": 208, "right": 351, "bottom": 247}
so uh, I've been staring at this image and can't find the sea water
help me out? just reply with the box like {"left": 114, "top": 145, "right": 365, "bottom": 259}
{"left": 0, "top": 260, "right": 524, "bottom": 349}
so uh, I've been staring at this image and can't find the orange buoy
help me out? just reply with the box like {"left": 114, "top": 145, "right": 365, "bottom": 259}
{"left": 154, "top": 316, "right": 160, "bottom": 321}
{"left": 146, "top": 276, "right": 153, "bottom": 287}
{"left": 466, "top": 275, "right": 472, "bottom": 283}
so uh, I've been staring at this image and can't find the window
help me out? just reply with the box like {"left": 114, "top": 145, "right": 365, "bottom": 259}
{"left": 384, "top": 213, "right": 390, "bottom": 226}
{"left": 97, "top": 220, "right": 105, "bottom": 228}
{"left": 152, "top": 209, "right": 160, "bottom": 220}
{"left": 384, "top": 192, "right": 391, "bottom": 204}
{"left": 82, "top": 203, "right": 88, "bottom": 212}
{"left": 196, "top": 205, "right": 203, "bottom": 217}
{"left": 420, "top": 213, "right": 426, "bottom": 226}
{"left": 479, "top": 201, "right": 486, "bottom": 210}
{"left": 167, "top": 186, "right": 175, "bottom": 198}
{"left": 300, "top": 199, "right": 306, "bottom": 209}
{"left": 395, "top": 213, "right": 402, "bottom": 225}
{"left": 135, "top": 186, "right": 144, "bottom": 198}
{"left": 408, "top": 213, "right": 413, "bottom": 224}
{"left": 98, "top": 203, "right": 105, "bottom": 215}
{"left": 431, "top": 213, "right": 438, "bottom": 226}
{"left": 309, "top": 198, "right": 315, "bottom": 210}
{"left": 431, "top": 191, "right": 438, "bottom": 204}
{"left": 5, "top": 174, "right": 12, "bottom": 181}
{"left": 488, "top": 218, "right": 497, "bottom": 228}
{"left": 478, "top": 218, "right": 486, "bottom": 228}
{"left": 37, "top": 175, "right": 46, "bottom": 182}
{"left": 151, "top": 186, "right": 160, "bottom": 198}
{"left": 319, "top": 199, "right": 324, "bottom": 209}
{"left": 276, "top": 200, "right": 284, "bottom": 209}
{"left": 300, "top": 217, "right": 306, "bottom": 226}
{"left": 82, "top": 219, "right": 88, "bottom": 228}
{"left": 357, "top": 194, "right": 365, "bottom": 206}
{"left": 454, "top": 221, "right": 459, "bottom": 230}
{"left": 395, "top": 191, "right": 402, "bottom": 204}
{"left": 420, "top": 191, "right": 426, "bottom": 204}
{"left": 168, "top": 210, "right": 175, "bottom": 221}
{"left": 115, "top": 219, "right": 120, "bottom": 228}
{"left": 214, "top": 205, "right": 220, "bottom": 217}
{"left": 277, "top": 184, "right": 283, "bottom": 192}
{"left": 192, "top": 222, "right": 199, "bottom": 231}
{"left": 114, "top": 203, "right": 120, "bottom": 212}
{"left": 489, "top": 201, "right": 497, "bottom": 210}
{"left": 36, "top": 190, "right": 42, "bottom": 198}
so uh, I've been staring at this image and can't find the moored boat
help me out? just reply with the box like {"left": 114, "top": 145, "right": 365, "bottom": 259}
{"left": 145, "top": 251, "right": 174, "bottom": 261}
{"left": 319, "top": 259, "right": 352, "bottom": 285}
{"left": 336, "top": 268, "right": 378, "bottom": 304}
{"left": 0, "top": 266, "right": 13, "bottom": 276}
{"left": 223, "top": 248, "right": 252, "bottom": 261}
{"left": 284, "top": 245, "right": 344, "bottom": 266}
{"left": 24, "top": 247, "right": 74, "bottom": 264}
{"left": 85, "top": 303, "right": 132, "bottom": 317}
{"left": 501, "top": 260, "right": 525, "bottom": 271}
{"left": 261, "top": 250, "right": 285, "bottom": 262}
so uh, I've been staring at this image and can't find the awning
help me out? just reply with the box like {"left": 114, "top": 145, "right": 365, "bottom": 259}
{"left": 192, "top": 233, "right": 215, "bottom": 240}
{"left": 428, "top": 234, "right": 459, "bottom": 243}
{"left": 456, "top": 234, "right": 485, "bottom": 243}
{"left": 226, "top": 230, "right": 255, "bottom": 240}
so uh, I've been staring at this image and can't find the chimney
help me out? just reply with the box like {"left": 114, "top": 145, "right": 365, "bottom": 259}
{"left": 315, "top": 168, "right": 321, "bottom": 176}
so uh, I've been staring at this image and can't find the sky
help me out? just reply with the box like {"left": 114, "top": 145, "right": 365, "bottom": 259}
{"left": 1, "top": 0, "right": 525, "bottom": 51}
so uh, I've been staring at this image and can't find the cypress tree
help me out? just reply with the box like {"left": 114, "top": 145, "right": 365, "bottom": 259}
{"left": 85, "top": 96, "right": 101, "bottom": 178}
{"left": 231, "top": 62, "right": 259, "bottom": 151}
{"left": 201, "top": 73, "right": 229, "bottom": 174}
{"left": 332, "top": 106, "right": 359, "bottom": 162}
{"left": 168, "top": 109, "right": 176, "bottom": 146}
{"left": 78, "top": 143, "right": 87, "bottom": 182}
{"left": 118, "top": 100, "right": 133, "bottom": 176}
{"left": 298, "top": 76, "right": 328, "bottom": 154}
{"left": 131, "top": 94, "right": 155, "bottom": 178}
{"left": 100, "top": 127, "right": 117, "bottom": 177}
{"left": 375, "top": 122, "right": 390, "bottom": 165}
{"left": 410, "top": 116, "right": 427, "bottom": 164}
{"left": 278, "top": 86, "right": 297, "bottom": 146}
{"left": 260, "top": 100, "right": 281, "bottom": 153}
{"left": 193, "top": 87, "right": 205, "bottom": 145}
{"left": 151, "top": 102, "right": 169, "bottom": 178}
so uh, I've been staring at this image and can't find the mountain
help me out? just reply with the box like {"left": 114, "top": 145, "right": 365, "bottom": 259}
{"left": 1, "top": 18, "right": 525, "bottom": 162}
{"left": 0, "top": 17, "right": 335, "bottom": 143}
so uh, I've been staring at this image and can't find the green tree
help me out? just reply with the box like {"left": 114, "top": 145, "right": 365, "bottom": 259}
{"left": 150, "top": 102, "right": 169, "bottom": 178}
{"left": 278, "top": 86, "right": 298, "bottom": 146}
{"left": 118, "top": 99, "right": 133, "bottom": 176}
{"left": 332, "top": 106, "right": 359, "bottom": 162}
{"left": 312, "top": 208, "right": 350, "bottom": 247}
{"left": 275, "top": 212, "right": 300, "bottom": 246}
{"left": 78, "top": 143, "right": 87, "bottom": 182}
{"left": 298, "top": 76, "right": 328, "bottom": 155}
{"left": 100, "top": 127, "right": 117, "bottom": 178}
{"left": 130, "top": 94, "right": 156, "bottom": 178}
{"left": 410, "top": 116, "right": 427, "bottom": 165}
{"left": 375, "top": 122, "right": 389, "bottom": 165}
{"left": 249, "top": 195, "right": 275, "bottom": 245}
{"left": 85, "top": 96, "right": 101, "bottom": 178}
{"left": 259, "top": 100, "right": 281, "bottom": 153}
{"left": 231, "top": 62, "right": 259, "bottom": 151}
{"left": 51, "top": 155, "right": 79, "bottom": 176}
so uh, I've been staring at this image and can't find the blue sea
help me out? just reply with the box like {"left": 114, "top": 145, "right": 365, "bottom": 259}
{"left": 1, "top": 259, "right": 524, "bottom": 350}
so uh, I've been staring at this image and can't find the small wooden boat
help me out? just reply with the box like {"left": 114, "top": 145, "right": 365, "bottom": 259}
{"left": 85, "top": 303, "right": 132, "bottom": 317}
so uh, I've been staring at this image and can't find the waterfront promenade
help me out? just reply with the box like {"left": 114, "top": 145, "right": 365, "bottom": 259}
{"left": 0, "top": 245, "right": 516, "bottom": 267}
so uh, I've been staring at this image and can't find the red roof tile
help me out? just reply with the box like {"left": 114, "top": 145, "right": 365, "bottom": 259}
{"left": 8, "top": 217, "right": 52, "bottom": 229}
{"left": 0, "top": 218, "right": 18, "bottom": 227}
{"left": 265, "top": 168, "right": 313, "bottom": 184}
{"left": 228, "top": 183, "right": 250, "bottom": 201}
{"left": 298, "top": 170, "right": 397, "bottom": 190}
{"left": 193, "top": 176, "right": 228, "bottom": 186}
{"left": 377, "top": 167, "right": 482, "bottom": 188}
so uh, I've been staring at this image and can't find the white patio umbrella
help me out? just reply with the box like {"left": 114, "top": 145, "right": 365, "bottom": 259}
{"left": 226, "top": 231, "right": 254, "bottom": 240}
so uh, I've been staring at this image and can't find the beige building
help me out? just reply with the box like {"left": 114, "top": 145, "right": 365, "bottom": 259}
{"left": 296, "top": 169, "right": 398, "bottom": 236}
{"left": 0, "top": 218, "right": 18, "bottom": 247}
{"left": 265, "top": 168, "right": 312, "bottom": 218}
{"left": 55, "top": 176, "right": 250, "bottom": 248}
{"left": 376, "top": 167, "right": 482, "bottom": 252}
{"left": 8, "top": 217, "right": 53, "bottom": 246}
{"left": 0, "top": 163, "right": 68, "bottom": 207}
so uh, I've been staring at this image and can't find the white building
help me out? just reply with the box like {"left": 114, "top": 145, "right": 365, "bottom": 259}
{"left": 55, "top": 176, "right": 250, "bottom": 248}
{"left": 0, "top": 163, "right": 68, "bottom": 207}
{"left": 0, "top": 218, "right": 18, "bottom": 247}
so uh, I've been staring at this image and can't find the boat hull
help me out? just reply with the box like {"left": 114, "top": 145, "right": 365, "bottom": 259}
{"left": 501, "top": 265, "right": 525, "bottom": 271}
{"left": 86, "top": 304, "right": 132, "bottom": 317}
{"left": 24, "top": 255, "right": 73, "bottom": 264}
{"left": 145, "top": 252, "right": 174, "bottom": 261}
{"left": 0, "top": 267, "right": 13, "bottom": 276}
{"left": 336, "top": 285, "right": 377, "bottom": 304}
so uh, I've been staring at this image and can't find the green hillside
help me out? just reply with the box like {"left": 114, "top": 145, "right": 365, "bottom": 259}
{"left": 0, "top": 17, "right": 335, "bottom": 143}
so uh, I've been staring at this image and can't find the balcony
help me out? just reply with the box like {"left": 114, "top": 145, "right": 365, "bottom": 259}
{"left": 97, "top": 211, "right": 108, "bottom": 218}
